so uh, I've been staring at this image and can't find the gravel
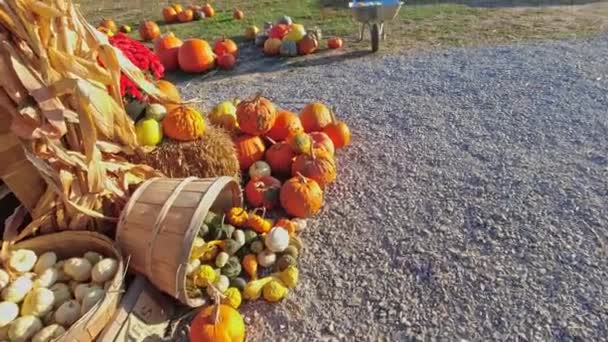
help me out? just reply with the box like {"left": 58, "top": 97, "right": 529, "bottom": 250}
{"left": 178, "top": 35, "right": 608, "bottom": 341}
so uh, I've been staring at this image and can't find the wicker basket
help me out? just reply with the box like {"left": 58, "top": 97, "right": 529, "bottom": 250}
{"left": 116, "top": 177, "right": 243, "bottom": 307}
{"left": 12, "top": 231, "right": 125, "bottom": 342}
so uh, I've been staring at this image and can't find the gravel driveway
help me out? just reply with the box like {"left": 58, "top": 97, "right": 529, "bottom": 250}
{"left": 178, "top": 35, "right": 608, "bottom": 341}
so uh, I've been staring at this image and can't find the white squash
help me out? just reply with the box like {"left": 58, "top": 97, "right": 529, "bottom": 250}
{"left": 1, "top": 276, "right": 32, "bottom": 303}
{"left": 80, "top": 288, "right": 104, "bottom": 315}
{"left": 0, "top": 270, "right": 9, "bottom": 291}
{"left": 50, "top": 283, "right": 71, "bottom": 309}
{"left": 8, "top": 249, "right": 37, "bottom": 273}
{"left": 32, "top": 324, "right": 65, "bottom": 342}
{"left": 33, "top": 268, "right": 59, "bottom": 288}
{"left": 74, "top": 283, "right": 101, "bottom": 302}
{"left": 21, "top": 288, "right": 54, "bottom": 317}
{"left": 0, "top": 302, "right": 18, "bottom": 327}
{"left": 186, "top": 259, "right": 201, "bottom": 276}
{"left": 54, "top": 300, "right": 80, "bottom": 326}
{"left": 83, "top": 252, "right": 103, "bottom": 266}
{"left": 8, "top": 315, "right": 42, "bottom": 342}
{"left": 264, "top": 227, "right": 289, "bottom": 253}
{"left": 63, "top": 258, "right": 92, "bottom": 282}
{"left": 33, "top": 252, "right": 57, "bottom": 275}
{"left": 0, "top": 325, "right": 8, "bottom": 339}
{"left": 257, "top": 249, "right": 277, "bottom": 267}
{"left": 91, "top": 258, "right": 118, "bottom": 283}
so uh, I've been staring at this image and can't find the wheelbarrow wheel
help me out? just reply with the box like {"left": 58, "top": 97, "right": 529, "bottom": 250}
{"left": 371, "top": 23, "right": 380, "bottom": 52}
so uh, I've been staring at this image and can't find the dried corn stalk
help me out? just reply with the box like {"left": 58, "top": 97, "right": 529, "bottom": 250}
{"left": 0, "top": 0, "right": 176, "bottom": 233}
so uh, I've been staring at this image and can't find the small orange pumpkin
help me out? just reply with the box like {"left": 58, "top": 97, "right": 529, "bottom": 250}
{"left": 217, "top": 53, "right": 236, "bottom": 70}
{"left": 263, "top": 38, "right": 282, "bottom": 56}
{"left": 280, "top": 174, "right": 324, "bottom": 218}
{"left": 328, "top": 37, "right": 343, "bottom": 49}
{"left": 189, "top": 304, "right": 245, "bottom": 342}
{"left": 162, "top": 6, "right": 178, "bottom": 23}
{"left": 154, "top": 33, "right": 183, "bottom": 72}
{"left": 266, "top": 110, "right": 303, "bottom": 141}
{"left": 323, "top": 111, "right": 351, "bottom": 149}
{"left": 178, "top": 39, "right": 215, "bottom": 73}
{"left": 202, "top": 4, "right": 215, "bottom": 17}
{"left": 214, "top": 37, "right": 238, "bottom": 57}
{"left": 227, "top": 207, "right": 248, "bottom": 227}
{"left": 236, "top": 94, "right": 277, "bottom": 136}
{"left": 291, "top": 147, "right": 336, "bottom": 187}
{"left": 309, "top": 131, "right": 334, "bottom": 156}
{"left": 233, "top": 8, "right": 244, "bottom": 20}
{"left": 245, "top": 176, "right": 282, "bottom": 210}
{"left": 300, "top": 102, "right": 332, "bottom": 132}
{"left": 177, "top": 9, "right": 194, "bottom": 22}
{"left": 139, "top": 20, "right": 160, "bottom": 41}
{"left": 234, "top": 135, "right": 265, "bottom": 171}
{"left": 287, "top": 132, "right": 312, "bottom": 155}
{"left": 99, "top": 18, "right": 118, "bottom": 33}
{"left": 265, "top": 141, "right": 295, "bottom": 175}
{"left": 298, "top": 33, "right": 319, "bottom": 55}
{"left": 162, "top": 105, "right": 206, "bottom": 141}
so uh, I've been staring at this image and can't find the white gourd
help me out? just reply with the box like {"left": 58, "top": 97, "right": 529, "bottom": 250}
{"left": 33, "top": 252, "right": 57, "bottom": 275}
{"left": 257, "top": 249, "right": 277, "bottom": 267}
{"left": 186, "top": 259, "right": 201, "bottom": 276}
{"left": 23, "top": 272, "right": 37, "bottom": 279}
{"left": 0, "top": 302, "right": 18, "bottom": 327}
{"left": 50, "top": 283, "right": 71, "bottom": 310}
{"left": 63, "top": 258, "right": 92, "bottom": 282}
{"left": 33, "top": 268, "right": 59, "bottom": 288}
{"left": 91, "top": 258, "right": 118, "bottom": 283}
{"left": 8, "top": 315, "right": 42, "bottom": 342}
{"left": 21, "top": 288, "right": 54, "bottom": 317}
{"left": 54, "top": 300, "right": 80, "bottom": 326}
{"left": 233, "top": 230, "right": 246, "bottom": 247}
{"left": 291, "top": 218, "right": 307, "bottom": 232}
{"left": 1, "top": 276, "right": 32, "bottom": 303}
{"left": 264, "top": 227, "right": 289, "bottom": 252}
{"left": 74, "top": 283, "right": 101, "bottom": 302}
{"left": 0, "top": 270, "right": 9, "bottom": 291}
{"left": 32, "top": 324, "right": 65, "bottom": 342}
{"left": 80, "top": 288, "right": 104, "bottom": 315}
{"left": 8, "top": 250, "right": 37, "bottom": 273}
{"left": 83, "top": 252, "right": 103, "bottom": 266}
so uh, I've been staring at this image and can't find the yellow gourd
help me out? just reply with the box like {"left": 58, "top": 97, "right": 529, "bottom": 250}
{"left": 273, "top": 265, "right": 299, "bottom": 289}
{"left": 227, "top": 207, "right": 248, "bottom": 227}
{"left": 243, "top": 277, "right": 274, "bottom": 301}
{"left": 194, "top": 265, "right": 217, "bottom": 288}
{"left": 221, "top": 288, "right": 242, "bottom": 309}
{"left": 262, "top": 280, "right": 288, "bottom": 302}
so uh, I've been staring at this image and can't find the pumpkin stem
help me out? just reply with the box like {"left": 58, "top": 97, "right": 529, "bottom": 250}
{"left": 265, "top": 136, "right": 277, "bottom": 145}
{"left": 296, "top": 172, "right": 307, "bottom": 183}
{"left": 330, "top": 107, "right": 338, "bottom": 123}
{"left": 309, "top": 142, "right": 316, "bottom": 160}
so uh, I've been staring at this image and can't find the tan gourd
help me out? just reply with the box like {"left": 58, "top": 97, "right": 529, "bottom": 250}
{"left": 80, "top": 288, "right": 104, "bottom": 315}
{"left": 8, "top": 315, "right": 42, "bottom": 342}
{"left": 63, "top": 258, "right": 92, "bottom": 282}
{"left": 32, "top": 324, "right": 65, "bottom": 342}
{"left": 54, "top": 300, "right": 80, "bottom": 326}
{"left": 74, "top": 283, "right": 101, "bottom": 302}
{"left": 8, "top": 250, "right": 37, "bottom": 273}
{"left": 1, "top": 276, "right": 32, "bottom": 303}
{"left": 83, "top": 252, "right": 103, "bottom": 266}
{"left": 33, "top": 253, "right": 57, "bottom": 275}
{"left": 49, "top": 283, "right": 71, "bottom": 309}
{"left": 0, "top": 302, "right": 18, "bottom": 327}
{"left": 33, "top": 268, "right": 59, "bottom": 288}
{"left": 91, "top": 258, "right": 118, "bottom": 283}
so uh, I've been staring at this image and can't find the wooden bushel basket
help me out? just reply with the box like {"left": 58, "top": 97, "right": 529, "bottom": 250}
{"left": 116, "top": 177, "right": 243, "bottom": 307}
{"left": 12, "top": 231, "right": 125, "bottom": 342}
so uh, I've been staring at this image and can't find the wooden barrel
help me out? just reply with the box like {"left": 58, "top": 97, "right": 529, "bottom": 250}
{"left": 116, "top": 177, "right": 242, "bottom": 307}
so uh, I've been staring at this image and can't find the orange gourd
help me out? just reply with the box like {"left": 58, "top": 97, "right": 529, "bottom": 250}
{"left": 139, "top": 20, "right": 160, "bottom": 41}
{"left": 233, "top": 8, "right": 244, "bottom": 20}
{"left": 162, "top": 105, "right": 206, "bottom": 141}
{"left": 177, "top": 9, "right": 194, "bottom": 22}
{"left": 263, "top": 38, "right": 281, "bottom": 56}
{"left": 214, "top": 38, "right": 238, "bottom": 57}
{"left": 323, "top": 111, "right": 351, "bottom": 149}
{"left": 266, "top": 110, "right": 303, "bottom": 141}
{"left": 247, "top": 210, "right": 272, "bottom": 234}
{"left": 236, "top": 94, "right": 277, "bottom": 136}
{"left": 274, "top": 218, "right": 296, "bottom": 236}
{"left": 217, "top": 53, "right": 236, "bottom": 70}
{"left": 227, "top": 207, "right": 248, "bottom": 227}
{"left": 234, "top": 135, "right": 265, "bottom": 171}
{"left": 99, "top": 18, "right": 118, "bottom": 33}
{"left": 162, "top": 6, "right": 178, "bottom": 23}
{"left": 202, "top": 4, "right": 215, "bottom": 17}
{"left": 300, "top": 102, "right": 332, "bottom": 132}
{"left": 291, "top": 147, "right": 336, "bottom": 187}
{"left": 287, "top": 132, "right": 312, "bottom": 155}
{"left": 298, "top": 33, "right": 318, "bottom": 55}
{"left": 190, "top": 304, "right": 245, "bottom": 342}
{"left": 280, "top": 174, "right": 324, "bottom": 218}
{"left": 154, "top": 33, "right": 183, "bottom": 72}
{"left": 328, "top": 37, "right": 343, "bottom": 49}
{"left": 265, "top": 141, "right": 295, "bottom": 175}
{"left": 178, "top": 39, "right": 215, "bottom": 73}
{"left": 309, "top": 131, "right": 334, "bottom": 156}
{"left": 245, "top": 176, "right": 282, "bottom": 210}
{"left": 242, "top": 254, "right": 258, "bottom": 280}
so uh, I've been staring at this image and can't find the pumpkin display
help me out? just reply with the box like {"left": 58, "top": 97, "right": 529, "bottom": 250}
{"left": 267, "top": 110, "right": 303, "bottom": 141}
{"left": 280, "top": 174, "right": 324, "bottom": 218}
{"left": 287, "top": 132, "right": 312, "bottom": 155}
{"left": 233, "top": 8, "right": 244, "bottom": 20}
{"left": 300, "top": 102, "right": 332, "bottom": 132}
{"left": 265, "top": 142, "right": 295, "bottom": 175}
{"left": 177, "top": 9, "right": 194, "bottom": 22}
{"left": 214, "top": 38, "right": 238, "bottom": 57}
{"left": 323, "top": 111, "right": 351, "bottom": 148}
{"left": 309, "top": 131, "right": 335, "bottom": 156}
{"left": 328, "top": 37, "right": 343, "bottom": 49}
{"left": 284, "top": 24, "right": 307, "bottom": 42}
{"left": 291, "top": 147, "right": 336, "bottom": 187}
{"left": 269, "top": 24, "right": 290, "bottom": 40}
{"left": 162, "top": 105, "right": 206, "bottom": 141}
{"left": 217, "top": 53, "right": 236, "bottom": 70}
{"left": 234, "top": 135, "right": 265, "bottom": 171}
{"left": 244, "top": 26, "right": 259, "bottom": 40}
{"left": 263, "top": 38, "right": 281, "bottom": 56}
{"left": 99, "top": 18, "right": 117, "bottom": 33}
{"left": 189, "top": 304, "right": 245, "bottom": 342}
{"left": 236, "top": 95, "right": 277, "bottom": 136}
{"left": 178, "top": 39, "right": 215, "bottom": 73}
{"left": 139, "top": 20, "right": 160, "bottom": 41}
{"left": 162, "top": 6, "right": 178, "bottom": 23}
{"left": 298, "top": 33, "right": 319, "bottom": 55}
{"left": 280, "top": 40, "right": 298, "bottom": 57}
{"left": 245, "top": 176, "right": 282, "bottom": 209}
{"left": 154, "top": 32, "right": 183, "bottom": 72}
{"left": 202, "top": 4, "right": 215, "bottom": 17}
{"left": 277, "top": 15, "right": 293, "bottom": 26}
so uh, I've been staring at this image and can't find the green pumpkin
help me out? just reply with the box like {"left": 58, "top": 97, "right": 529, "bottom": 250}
{"left": 280, "top": 40, "right": 298, "bottom": 57}
{"left": 221, "top": 257, "right": 242, "bottom": 278}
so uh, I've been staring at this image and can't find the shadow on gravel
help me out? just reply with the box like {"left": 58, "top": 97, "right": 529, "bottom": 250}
{"left": 321, "top": 0, "right": 602, "bottom": 8}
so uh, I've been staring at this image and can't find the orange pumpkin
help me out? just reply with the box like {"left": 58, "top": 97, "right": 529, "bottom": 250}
{"left": 162, "top": 6, "right": 178, "bottom": 23}
{"left": 154, "top": 33, "right": 183, "bottom": 72}
{"left": 309, "top": 131, "right": 335, "bottom": 156}
{"left": 177, "top": 9, "right": 194, "bottom": 22}
{"left": 323, "top": 111, "right": 351, "bottom": 149}
{"left": 265, "top": 142, "right": 295, "bottom": 175}
{"left": 190, "top": 304, "right": 245, "bottom": 342}
{"left": 328, "top": 37, "right": 343, "bottom": 49}
{"left": 214, "top": 38, "right": 238, "bottom": 57}
{"left": 280, "top": 174, "right": 324, "bottom": 218}
{"left": 298, "top": 33, "right": 318, "bottom": 55}
{"left": 233, "top": 8, "right": 244, "bottom": 20}
{"left": 234, "top": 135, "right": 265, "bottom": 171}
{"left": 245, "top": 176, "right": 282, "bottom": 209}
{"left": 202, "top": 4, "right": 215, "bottom": 17}
{"left": 269, "top": 24, "right": 290, "bottom": 40}
{"left": 178, "top": 39, "right": 215, "bottom": 73}
{"left": 300, "top": 102, "right": 332, "bottom": 132}
{"left": 139, "top": 20, "right": 160, "bottom": 41}
{"left": 287, "top": 132, "right": 312, "bottom": 155}
{"left": 236, "top": 95, "right": 277, "bottom": 136}
{"left": 162, "top": 105, "right": 206, "bottom": 141}
{"left": 172, "top": 4, "right": 183, "bottom": 12}
{"left": 99, "top": 18, "right": 118, "bottom": 33}
{"left": 217, "top": 53, "right": 236, "bottom": 70}
{"left": 266, "top": 110, "right": 303, "bottom": 141}
{"left": 263, "top": 38, "right": 282, "bottom": 56}
{"left": 291, "top": 147, "right": 336, "bottom": 187}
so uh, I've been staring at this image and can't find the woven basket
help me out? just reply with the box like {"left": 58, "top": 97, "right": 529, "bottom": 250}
{"left": 116, "top": 177, "right": 242, "bottom": 307}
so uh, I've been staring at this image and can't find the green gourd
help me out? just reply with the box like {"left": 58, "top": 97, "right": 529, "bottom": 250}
{"left": 230, "top": 277, "right": 247, "bottom": 292}
{"left": 250, "top": 241, "right": 264, "bottom": 254}
{"left": 215, "top": 252, "right": 229, "bottom": 268}
{"left": 280, "top": 41, "right": 298, "bottom": 57}
{"left": 222, "top": 240, "right": 241, "bottom": 255}
{"left": 198, "top": 223, "right": 209, "bottom": 238}
{"left": 282, "top": 245, "right": 299, "bottom": 259}
{"left": 221, "top": 257, "right": 242, "bottom": 279}
{"left": 274, "top": 255, "right": 297, "bottom": 272}
{"left": 243, "top": 230, "right": 258, "bottom": 244}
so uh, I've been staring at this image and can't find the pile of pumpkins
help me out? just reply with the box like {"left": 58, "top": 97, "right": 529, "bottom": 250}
{"left": 161, "top": 3, "right": 215, "bottom": 24}
{"left": 248, "top": 15, "right": 344, "bottom": 57}
{"left": 96, "top": 18, "right": 131, "bottom": 37}
{"left": 208, "top": 95, "right": 351, "bottom": 219}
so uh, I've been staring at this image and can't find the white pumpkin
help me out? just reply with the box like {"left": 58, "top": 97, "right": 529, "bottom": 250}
{"left": 32, "top": 324, "right": 65, "bottom": 342}
{"left": 33, "top": 268, "right": 59, "bottom": 288}
{"left": 0, "top": 270, "right": 9, "bottom": 291}
{"left": 91, "top": 258, "right": 118, "bottom": 283}
{"left": 264, "top": 227, "right": 289, "bottom": 252}
{"left": 63, "top": 258, "right": 92, "bottom": 282}
{"left": 54, "top": 300, "right": 80, "bottom": 326}
{"left": 257, "top": 250, "right": 277, "bottom": 267}
{"left": 80, "top": 288, "right": 104, "bottom": 315}
{"left": 8, "top": 250, "right": 37, "bottom": 273}
{"left": 74, "top": 283, "right": 101, "bottom": 302}
{"left": 21, "top": 288, "right": 54, "bottom": 317}
{"left": 1, "top": 276, "right": 32, "bottom": 303}
{"left": 8, "top": 315, "right": 42, "bottom": 342}
{"left": 50, "top": 283, "right": 71, "bottom": 309}
{"left": 0, "top": 302, "right": 18, "bottom": 327}
{"left": 33, "top": 252, "right": 57, "bottom": 275}
{"left": 83, "top": 252, "right": 103, "bottom": 266}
